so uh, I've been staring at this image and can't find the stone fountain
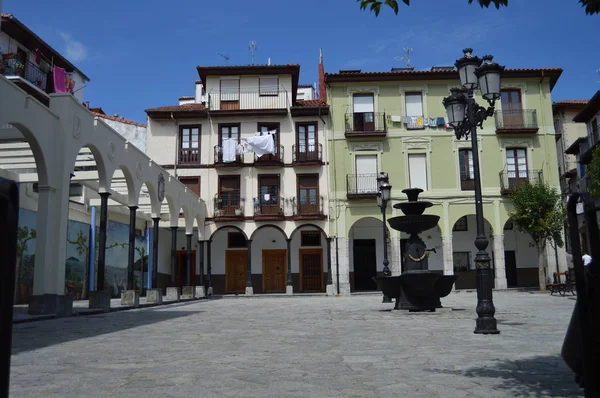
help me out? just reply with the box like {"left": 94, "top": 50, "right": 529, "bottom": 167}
{"left": 374, "top": 188, "right": 458, "bottom": 311}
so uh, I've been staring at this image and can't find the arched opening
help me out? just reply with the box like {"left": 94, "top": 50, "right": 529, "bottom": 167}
{"left": 451, "top": 215, "right": 494, "bottom": 289}
{"left": 349, "top": 217, "right": 389, "bottom": 292}
{"left": 0, "top": 123, "right": 49, "bottom": 304}
{"left": 503, "top": 218, "right": 538, "bottom": 288}
{"left": 289, "top": 224, "right": 329, "bottom": 293}
{"left": 210, "top": 226, "right": 248, "bottom": 294}
{"left": 249, "top": 225, "right": 288, "bottom": 293}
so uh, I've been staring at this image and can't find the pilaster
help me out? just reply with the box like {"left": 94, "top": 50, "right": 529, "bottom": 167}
{"left": 493, "top": 234, "right": 507, "bottom": 289}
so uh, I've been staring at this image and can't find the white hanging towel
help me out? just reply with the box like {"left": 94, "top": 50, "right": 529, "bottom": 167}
{"left": 244, "top": 135, "right": 275, "bottom": 157}
{"left": 221, "top": 138, "right": 237, "bottom": 162}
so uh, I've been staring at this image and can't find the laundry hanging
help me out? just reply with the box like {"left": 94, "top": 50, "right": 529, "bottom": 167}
{"left": 221, "top": 138, "right": 237, "bottom": 162}
{"left": 244, "top": 134, "right": 275, "bottom": 157}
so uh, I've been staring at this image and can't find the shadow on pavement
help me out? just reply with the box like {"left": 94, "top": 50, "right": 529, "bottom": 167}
{"left": 427, "top": 355, "right": 582, "bottom": 397}
{"left": 11, "top": 307, "right": 201, "bottom": 355}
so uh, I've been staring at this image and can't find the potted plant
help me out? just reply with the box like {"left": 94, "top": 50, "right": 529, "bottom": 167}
{"left": 235, "top": 207, "right": 243, "bottom": 216}
{"left": 14, "top": 60, "right": 24, "bottom": 74}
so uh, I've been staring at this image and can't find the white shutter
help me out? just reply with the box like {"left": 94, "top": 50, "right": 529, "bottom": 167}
{"left": 220, "top": 79, "right": 239, "bottom": 101}
{"left": 259, "top": 77, "right": 278, "bottom": 95}
{"left": 355, "top": 155, "right": 378, "bottom": 193}
{"left": 408, "top": 154, "right": 428, "bottom": 190}
{"left": 405, "top": 93, "right": 423, "bottom": 117}
{"left": 353, "top": 94, "right": 374, "bottom": 113}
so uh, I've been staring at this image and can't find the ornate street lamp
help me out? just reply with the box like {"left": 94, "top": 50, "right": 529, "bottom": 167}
{"left": 443, "top": 48, "right": 504, "bottom": 335}
{"left": 377, "top": 172, "right": 392, "bottom": 302}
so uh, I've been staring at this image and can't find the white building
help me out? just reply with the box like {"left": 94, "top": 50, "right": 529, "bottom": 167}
{"left": 145, "top": 61, "right": 334, "bottom": 295}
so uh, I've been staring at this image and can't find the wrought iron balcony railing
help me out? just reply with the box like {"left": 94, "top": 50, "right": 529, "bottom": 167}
{"left": 207, "top": 89, "right": 289, "bottom": 112}
{"left": 213, "top": 191, "right": 244, "bottom": 218}
{"left": 345, "top": 112, "right": 387, "bottom": 136}
{"left": 254, "top": 145, "right": 284, "bottom": 164}
{"left": 499, "top": 169, "right": 543, "bottom": 193}
{"left": 2, "top": 58, "right": 50, "bottom": 92}
{"left": 214, "top": 145, "right": 243, "bottom": 165}
{"left": 346, "top": 173, "right": 379, "bottom": 197}
{"left": 292, "top": 143, "right": 322, "bottom": 164}
{"left": 253, "top": 197, "right": 284, "bottom": 219}
{"left": 178, "top": 148, "right": 200, "bottom": 165}
{"left": 293, "top": 196, "right": 325, "bottom": 219}
{"left": 460, "top": 178, "right": 475, "bottom": 191}
{"left": 494, "top": 109, "right": 539, "bottom": 133}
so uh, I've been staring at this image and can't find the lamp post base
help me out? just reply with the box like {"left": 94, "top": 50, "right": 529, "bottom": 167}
{"left": 474, "top": 317, "right": 500, "bottom": 334}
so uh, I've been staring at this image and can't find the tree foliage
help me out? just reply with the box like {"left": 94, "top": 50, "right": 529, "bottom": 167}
{"left": 358, "top": 0, "right": 600, "bottom": 16}
{"left": 509, "top": 182, "right": 564, "bottom": 249}
{"left": 585, "top": 145, "right": 600, "bottom": 196}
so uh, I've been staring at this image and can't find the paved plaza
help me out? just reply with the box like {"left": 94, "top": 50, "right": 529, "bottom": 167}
{"left": 10, "top": 291, "right": 582, "bottom": 397}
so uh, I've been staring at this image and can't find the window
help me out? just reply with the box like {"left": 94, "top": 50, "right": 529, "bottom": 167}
{"left": 453, "top": 252, "right": 470, "bottom": 272}
{"left": 178, "top": 176, "right": 200, "bottom": 196}
{"left": 228, "top": 232, "right": 246, "bottom": 248}
{"left": 301, "top": 231, "right": 321, "bottom": 247}
{"left": 506, "top": 148, "right": 528, "bottom": 189}
{"left": 453, "top": 216, "right": 468, "bottom": 231}
{"left": 405, "top": 92, "right": 423, "bottom": 117}
{"left": 259, "top": 77, "right": 278, "bottom": 96}
{"left": 458, "top": 149, "right": 474, "bottom": 191}
{"left": 408, "top": 153, "right": 428, "bottom": 191}
{"left": 352, "top": 93, "right": 375, "bottom": 131}
{"left": 258, "top": 175, "right": 281, "bottom": 215}
{"left": 354, "top": 154, "right": 378, "bottom": 193}
{"left": 296, "top": 122, "right": 318, "bottom": 161}
{"left": 500, "top": 89, "right": 523, "bottom": 111}
{"left": 218, "top": 176, "right": 241, "bottom": 215}
{"left": 297, "top": 174, "right": 319, "bottom": 214}
{"left": 179, "top": 125, "right": 200, "bottom": 164}
{"left": 219, "top": 123, "right": 240, "bottom": 144}
{"left": 220, "top": 79, "right": 240, "bottom": 110}
{"left": 258, "top": 122, "right": 280, "bottom": 160}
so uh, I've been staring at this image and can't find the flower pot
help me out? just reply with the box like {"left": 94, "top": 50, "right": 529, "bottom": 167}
{"left": 235, "top": 209, "right": 243, "bottom": 216}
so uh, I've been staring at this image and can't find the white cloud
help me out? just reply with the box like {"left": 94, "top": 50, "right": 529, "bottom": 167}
{"left": 59, "top": 32, "right": 87, "bottom": 62}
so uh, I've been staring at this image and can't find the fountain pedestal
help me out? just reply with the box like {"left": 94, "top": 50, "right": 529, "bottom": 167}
{"left": 374, "top": 188, "right": 458, "bottom": 311}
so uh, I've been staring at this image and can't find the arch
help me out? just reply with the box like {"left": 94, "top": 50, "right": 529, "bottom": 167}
{"left": 347, "top": 216, "right": 388, "bottom": 238}
{"left": 139, "top": 180, "right": 160, "bottom": 218}
{"left": 250, "top": 224, "right": 288, "bottom": 241}
{"left": 210, "top": 225, "right": 248, "bottom": 241}
{"left": 289, "top": 223, "right": 328, "bottom": 241}
{"left": 450, "top": 214, "right": 494, "bottom": 235}
{"left": 69, "top": 142, "right": 109, "bottom": 190}
{"left": 7, "top": 122, "right": 50, "bottom": 186}
{"left": 109, "top": 165, "right": 137, "bottom": 207}
{"left": 165, "top": 193, "right": 181, "bottom": 227}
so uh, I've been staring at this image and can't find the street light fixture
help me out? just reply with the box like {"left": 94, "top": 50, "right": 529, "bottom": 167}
{"left": 443, "top": 48, "right": 504, "bottom": 335}
{"left": 376, "top": 173, "right": 392, "bottom": 303}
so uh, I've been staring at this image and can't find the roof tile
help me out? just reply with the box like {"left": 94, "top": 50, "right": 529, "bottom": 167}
{"left": 145, "top": 103, "right": 206, "bottom": 113}
{"left": 293, "top": 99, "right": 327, "bottom": 107}
{"left": 94, "top": 112, "right": 146, "bottom": 128}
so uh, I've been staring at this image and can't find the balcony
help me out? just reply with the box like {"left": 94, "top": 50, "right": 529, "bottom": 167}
{"left": 346, "top": 174, "right": 378, "bottom": 198}
{"left": 580, "top": 126, "right": 600, "bottom": 164}
{"left": 494, "top": 110, "right": 539, "bottom": 134}
{"left": 292, "top": 143, "right": 323, "bottom": 166}
{"left": 499, "top": 169, "right": 543, "bottom": 195}
{"left": 460, "top": 179, "right": 475, "bottom": 191}
{"left": 345, "top": 112, "right": 387, "bottom": 138}
{"left": 207, "top": 90, "right": 289, "bottom": 116}
{"left": 253, "top": 198, "right": 285, "bottom": 221}
{"left": 178, "top": 148, "right": 200, "bottom": 166}
{"left": 1, "top": 58, "right": 51, "bottom": 105}
{"left": 213, "top": 192, "right": 245, "bottom": 221}
{"left": 293, "top": 197, "right": 326, "bottom": 221}
{"left": 214, "top": 145, "right": 244, "bottom": 168}
{"left": 254, "top": 145, "right": 284, "bottom": 167}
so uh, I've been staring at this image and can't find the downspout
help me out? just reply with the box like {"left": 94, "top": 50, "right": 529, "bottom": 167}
{"left": 328, "top": 83, "right": 342, "bottom": 294}
{"left": 171, "top": 112, "right": 178, "bottom": 177}
{"left": 321, "top": 105, "right": 334, "bottom": 291}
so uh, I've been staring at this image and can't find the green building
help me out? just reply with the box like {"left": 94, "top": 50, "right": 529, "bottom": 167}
{"left": 324, "top": 62, "right": 566, "bottom": 293}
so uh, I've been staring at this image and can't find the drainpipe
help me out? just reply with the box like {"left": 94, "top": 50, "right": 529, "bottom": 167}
{"left": 171, "top": 112, "right": 178, "bottom": 177}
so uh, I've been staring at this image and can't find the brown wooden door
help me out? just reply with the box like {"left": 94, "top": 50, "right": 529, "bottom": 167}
{"left": 219, "top": 176, "right": 240, "bottom": 215}
{"left": 258, "top": 175, "right": 280, "bottom": 215}
{"left": 506, "top": 148, "right": 528, "bottom": 189}
{"left": 296, "top": 123, "right": 318, "bottom": 162}
{"left": 226, "top": 250, "right": 247, "bottom": 293}
{"left": 176, "top": 251, "right": 196, "bottom": 287}
{"left": 262, "top": 250, "right": 287, "bottom": 293}
{"left": 300, "top": 249, "right": 323, "bottom": 292}
{"left": 500, "top": 89, "right": 523, "bottom": 128}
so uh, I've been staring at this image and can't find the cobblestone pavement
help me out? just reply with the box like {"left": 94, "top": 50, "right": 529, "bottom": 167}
{"left": 10, "top": 291, "right": 582, "bottom": 397}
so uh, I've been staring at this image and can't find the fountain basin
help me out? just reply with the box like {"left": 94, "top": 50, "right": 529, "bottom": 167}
{"left": 387, "top": 214, "right": 440, "bottom": 235}
{"left": 393, "top": 201, "right": 432, "bottom": 216}
{"left": 374, "top": 272, "right": 458, "bottom": 311}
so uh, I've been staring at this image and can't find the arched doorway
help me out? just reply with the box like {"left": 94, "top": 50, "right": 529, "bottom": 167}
{"left": 349, "top": 217, "right": 389, "bottom": 292}
{"left": 289, "top": 224, "right": 329, "bottom": 293}
{"left": 210, "top": 226, "right": 248, "bottom": 294}
{"left": 250, "top": 225, "right": 288, "bottom": 293}
{"left": 451, "top": 215, "right": 494, "bottom": 289}
{"left": 503, "top": 218, "right": 538, "bottom": 288}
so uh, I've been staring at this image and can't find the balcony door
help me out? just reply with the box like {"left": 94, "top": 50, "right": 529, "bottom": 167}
{"left": 353, "top": 94, "right": 375, "bottom": 132}
{"left": 298, "top": 174, "right": 319, "bottom": 214}
{"left": 296, "top": 123, "right": 317, "bottom": 161}
{"left": 408, "top": 154, "right": 428, "bottom": 191}
{"left": 458, "top": 149, "right": 474, "bottom": 191}
{"left": 355, "top": 154, "right": 378, "bottom": 194}
{"left": 500, "top": 89, "right": 523, "bottom": 128}
{"left": 258, "top": 123, "right": 280, "bottom": 161}
{"left": 179, "top": 125, "right": 200, "bottom": 164}
{"left": 258, "top": 175, "right": 280, "bottom": 215}
{"left": 219, "top": 124, "right": 240, "bottom": 163}
{"left": 506, "top": 148, "right": 528, "bottom": 189}
{"left": 219, "top": 176, "right": 240, "bottom": 215}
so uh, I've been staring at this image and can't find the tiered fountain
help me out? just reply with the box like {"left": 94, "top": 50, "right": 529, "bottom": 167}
{"left": 374, "top": 188, "right": 458, "bottom": 311}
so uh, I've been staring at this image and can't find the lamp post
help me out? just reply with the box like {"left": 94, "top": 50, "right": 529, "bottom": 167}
{"left": 442, "top": 48, "right": 504, "bottom": 335}
{"left": 377, "top": 172, "right": 392, "bottom": 302}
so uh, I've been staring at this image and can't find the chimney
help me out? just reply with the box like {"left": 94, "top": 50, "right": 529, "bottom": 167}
{"left": 195, "top": 81, "right": 203, "bottom": 103}
{"left": 318, "top": 48, "right": 327, "bottom": 104}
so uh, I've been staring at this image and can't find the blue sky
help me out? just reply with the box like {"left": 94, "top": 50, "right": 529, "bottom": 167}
{"left": 4, "top": 0, "right": 599, "bottom": 123}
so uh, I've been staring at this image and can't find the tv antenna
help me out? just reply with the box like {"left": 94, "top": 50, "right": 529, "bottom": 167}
{"left": 249, "top": 40, "right": 257, "bottom": 65}
{"left": 394, "top": 48, "right": 413, "bottom": 68}
{"left": 597, "top": 68, "right": 600, "bottom": 83}
{"left": 217, "top": 53, "right": 230, "bottom": 61}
